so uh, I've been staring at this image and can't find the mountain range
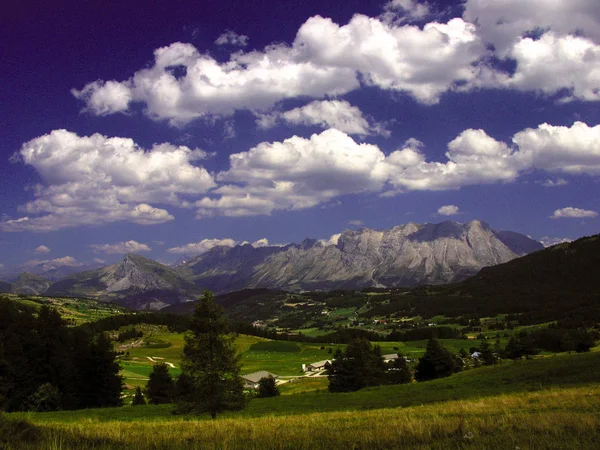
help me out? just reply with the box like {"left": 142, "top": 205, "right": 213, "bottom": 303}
{"left": 0, "top": 220, "right": 543, "bottom": 309}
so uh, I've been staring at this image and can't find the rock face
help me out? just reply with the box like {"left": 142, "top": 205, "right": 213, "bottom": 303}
{"left": 181, "top": 220, "right": 543, "bottom": 293}
{"left": 47, "top": 254, "right": 201, "bottom": 310}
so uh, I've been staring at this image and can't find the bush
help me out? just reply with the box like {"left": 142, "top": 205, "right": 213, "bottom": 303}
{"left": 257, "top": 376, "right": 280, "bottom": 398}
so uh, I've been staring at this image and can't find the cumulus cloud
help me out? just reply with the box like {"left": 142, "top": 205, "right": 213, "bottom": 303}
{"left": 167, "top": 238, "right": 237, "bottom": 255}
{"left": 464, "top": 0, "right": 600, "bottom": 102}
{"left": 2, "top": 129, "right": 214, "bottom": 232}
{"left": 34, "top": 245, "right": 51, "bottom": 253}
{"left": 539, "top": 236, "right": 573, "bottom": 247}
{"left": 73, "top": 41, "right": 358, "bottom": 125}
{"left": 463, "top": 0, "right": 600, "bottom": 57}
{"left": 512, "top": 122, "right": 600, "bottom": 174}
{"left": 90, "top": 240, "right": 152, "bottom": 254}
{"left": 437, "top": 205, "right": 459, "bottom": 216}
{"left": 73, "top": 12, "right": 487, "bottom": 124}
{"left": 215, "top": 30, "right": 249, "bottom": 47}
{"left": 550, "top": 207, "right": 598, "bottom": 219}
{"left": 191, "top": 121, "right": 600, "bottom": 217}
{"left": 256, "top": 100, "right": 389, "bottom": 136}
{"left": 196, "top": 128, "right": 388, "bottom": 217}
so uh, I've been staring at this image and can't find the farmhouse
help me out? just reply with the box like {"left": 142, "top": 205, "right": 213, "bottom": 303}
{"left": 240, "top": 371, "right": 278, "bottom": 389}
{"left": 305, "top": 360, "right": 331, "bottom": 372}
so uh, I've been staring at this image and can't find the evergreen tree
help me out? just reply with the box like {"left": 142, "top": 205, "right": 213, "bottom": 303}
{"left": 176, "top": 291, "right": 245, "bottom": 418}
{"left": 414, "top": 338, "right": 459, "bottom": 382}
{"left": 146, "top": 363, "right": 175, "bottom": 404}
{"left": 256, "top": 376, "right": 280, "bottom": 398}
{"left": 131, "top": 386, "right": 146, "bottom": 406}
{"left": 328, "top": 339, "right": 386, "bottom": 392}
{"left": 386, "top": 354, "right": 412, "bottom": 384}
{"left": 478, "top": 341, "right": 497, "bottom": 366}
{"left": 76, "top": 332, "right": 123, "bottom": 408}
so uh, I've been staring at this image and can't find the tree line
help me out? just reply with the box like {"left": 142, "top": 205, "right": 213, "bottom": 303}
{"left": 0, "top": 299, "right": 122, "bottom": 412}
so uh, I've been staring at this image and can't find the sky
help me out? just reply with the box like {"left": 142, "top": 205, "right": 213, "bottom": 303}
{"left": 1, "top": 0, "right": 600, "bottom": 269}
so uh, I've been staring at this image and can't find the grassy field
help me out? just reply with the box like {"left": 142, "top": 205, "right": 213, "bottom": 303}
{"left": 6, "top": 351, "right": 600, "bottom": 449}
{"left": 1, "top": 293, "right": 125, "bottom": 324}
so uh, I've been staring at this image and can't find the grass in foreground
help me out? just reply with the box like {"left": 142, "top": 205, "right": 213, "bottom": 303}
{"left": 4, "top": 385, "right": 600, "bottom": 449}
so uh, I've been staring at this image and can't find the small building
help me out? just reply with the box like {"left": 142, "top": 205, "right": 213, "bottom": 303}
{"left": 306, "top": 360, "right": 331, "bottom": 372}
{"left": 383, "top": 354, "right": 411, "bottom": 363}
{"left": 241, "top": 371, "right": 278, "bottom": 389}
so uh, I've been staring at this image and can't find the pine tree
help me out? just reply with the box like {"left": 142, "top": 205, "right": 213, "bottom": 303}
{"left": 414, "top": 338, "right": 459, "bottom": 382}
{"left": 146, "top": 363, "right": 174, "bottom": 404}
{"left": 328, "top": 339, "right": 386, "bottom": 392}
{"left": 131, "top": 386, "right": 146, "bottom": 406}
{"left": 176, "top": 291, "right": 245, "bottom": 418}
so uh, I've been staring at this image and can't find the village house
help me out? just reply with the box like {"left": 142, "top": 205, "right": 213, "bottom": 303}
{"left": 240, "top": 371, "right": 278, "bottom": 389}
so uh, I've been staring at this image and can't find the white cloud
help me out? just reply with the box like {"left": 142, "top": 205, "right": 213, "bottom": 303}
{"left": 512, "top": 122, "right": 600, "bottom": 174}
{"left": 383, "top": 0, "right": 432, "bottom": 21}
{"left": 2, "top": 129, "right": 214, "bottom": 232}
{"left": 167, "top": 238, "right": 237, "bottom": 255}
{"left": 464, "top": 0, "right": 600, "bottom": 102}
{"left": 256, "top": 100, "right": 389, "bottom": 136}
{"left": 503, "top": 33, "right": 600, "bottom": 102}
{"left": 323, "top": 233, "right": 341, "bottom": 246}
{"left": 23, "top": 256, "right": 82, "bottom": 269}
{"left": 539, "top": 178, "right": 568, "bottom": 187}
{"left": 192, "top": 121, "right": 600, "bottom": 217}
{"left": 34, "top": 245, "right": 51, "bottom": 254}
{"left": 550, "top": 207, "right": 598, "bottom": 219}
{"left": 90, "top": 240, "right": 152, "bottom": 254}
{"left": 437, "top": 205, "right": 460, "bottom": 216}
{"left": 73, "top": 41, "right": 358, "bottom": 125}
{"left": 385, "top": 129, "right": 519, "bottom": 192}
{"left": 463, "top": 0, "right": 600, "bottom": 57}
{"left": 196, "top": 128, "right": 388, "bottom": 217}
{"left": 0, "top": 264, "right": 4, "bottom": 270}
{"left": 294, "top": 15, "right": 485, "bottom": 105}
{"left": 215, "top": 30, "right": 249, "bottom": 47}
{"left": 348, "top": 219, "right": 364, "bottom": 226}
{"left": 73, "top": 13, "right": 487, "bottom": 124}
{"left": 251, "top": 238, "right": 269, "bottom": 248}
{"left": 539, "top": 236, "right": 573, "bottom": 247}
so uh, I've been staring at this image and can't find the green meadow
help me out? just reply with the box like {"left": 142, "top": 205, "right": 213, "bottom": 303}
{"left": 5, "top": 351, "right": 600, "bottom": 449}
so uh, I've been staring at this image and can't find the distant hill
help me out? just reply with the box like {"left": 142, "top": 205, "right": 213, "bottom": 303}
{"left": 367, "top": 234, "right": 600, "bottom": 323}
{"left": 11, "top": 273, "right": 51, "bottom": 295}
{"left": 161, "top": 288, "right": 284, "bottom": 316}
{"left": 47, "top": 254, "right": 202, "bottom": 310}
{"left": 180, "top": 220, "right": 542, "bottom": 293}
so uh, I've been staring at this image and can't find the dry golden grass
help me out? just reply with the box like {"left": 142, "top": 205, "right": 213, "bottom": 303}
{"left": 8, "top": 385, "right": 600, "bottom": 449}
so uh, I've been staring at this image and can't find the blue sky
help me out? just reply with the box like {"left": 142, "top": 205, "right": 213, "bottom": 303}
{"left": 1, "top": 0, "right": 599, "bottom": 269}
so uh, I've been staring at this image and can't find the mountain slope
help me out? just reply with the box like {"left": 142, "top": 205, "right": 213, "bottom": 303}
{"left": 181, "top": 220, "right": 542, "bottom": 293}
{"left": 11, "top": 273, "right": 51, "bottom": 295}
{"left": 367, "top": 234, "right": 600, "bottom": 322}
{"left": 47, "top": 254, "right": 202, "bottom": 310}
